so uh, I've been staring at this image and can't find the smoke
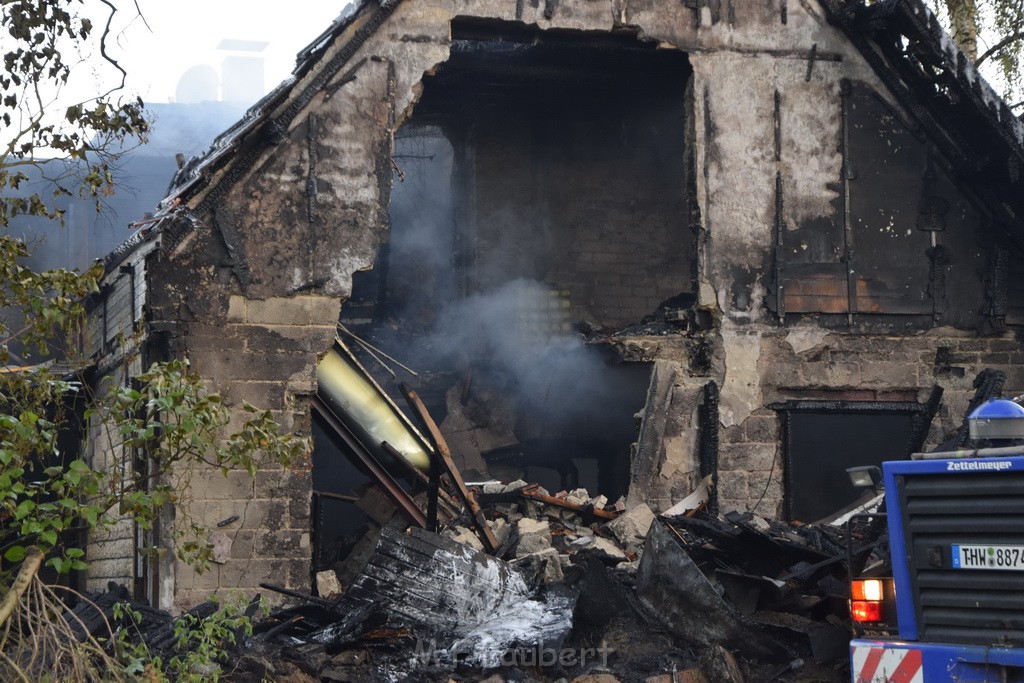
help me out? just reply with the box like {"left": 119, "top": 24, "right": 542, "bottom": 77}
{"left": 10, "top": 101, "right": 246, "bottom": 273}
{"left": 425, "top": 278, "right": 629, "bottom": 436}
{"left": 385, "top": 126, "right": 458, "bottom": 329}
{"left": 376, "top": 126, "right": 649, "bottom": 446}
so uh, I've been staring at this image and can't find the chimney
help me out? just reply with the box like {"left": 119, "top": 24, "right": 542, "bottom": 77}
{"left": 217, "top": 38, "right": 268, "bottom": 105}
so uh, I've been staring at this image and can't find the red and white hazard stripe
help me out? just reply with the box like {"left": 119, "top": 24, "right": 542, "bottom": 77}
{"left": 852, "top": 645, "right": 924, "bottom": 683}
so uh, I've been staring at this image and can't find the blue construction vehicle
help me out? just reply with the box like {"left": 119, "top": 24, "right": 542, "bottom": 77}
{"left": 849, "top": 399, "right": 1024, "bottom": 682}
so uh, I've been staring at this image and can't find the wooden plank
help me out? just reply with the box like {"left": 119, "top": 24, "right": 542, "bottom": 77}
{"left": 518, "top": 484, "right": 621, "bottom": 520}
{"left": 401, "top": 386, "right": 498, "bottom": 553}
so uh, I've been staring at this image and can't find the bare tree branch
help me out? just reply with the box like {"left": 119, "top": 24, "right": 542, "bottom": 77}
{"left": 977, "top": 29, "right": 1024, "bottom": 65}
{"left": 95, "top": 0, "right": 128, "bottom": 91}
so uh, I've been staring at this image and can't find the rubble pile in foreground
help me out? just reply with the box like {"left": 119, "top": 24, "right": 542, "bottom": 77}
{"left": 66, "top": 480, "right": 869, "bottom": 682}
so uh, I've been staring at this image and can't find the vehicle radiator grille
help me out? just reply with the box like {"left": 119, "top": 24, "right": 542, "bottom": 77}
{"left": 900, "top": 471, "right": 1024, "bottom": 646}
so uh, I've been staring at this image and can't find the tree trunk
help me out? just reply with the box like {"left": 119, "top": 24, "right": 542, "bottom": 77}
{"left": 0, "top": 546, "right": 43, "bottom": 627}
{"left": 943, "top": 0, "right": 980, "bottom": 60}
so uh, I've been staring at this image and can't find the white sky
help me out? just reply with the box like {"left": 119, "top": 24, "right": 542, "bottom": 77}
{"left": 82, "top": 1, "right": 348, "bottom": 105}
{"left": 5, "top": 0, "right": 1017, "bottom": 148}
{"left": 95, "top": 1, "right": 1014, "bottom": 106}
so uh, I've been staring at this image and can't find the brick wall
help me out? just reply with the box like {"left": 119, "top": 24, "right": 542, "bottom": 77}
{"left": 84, "top": 363, "right": 139, "bottom": 592}
{"left": 714, "top": 331, "right": 1024, "bottom": 517}
{"left": 469, "top": 82, "right": 692, "bottom": 330}
{"left": 170, "top": 294, "right": 338, "bottom": 609}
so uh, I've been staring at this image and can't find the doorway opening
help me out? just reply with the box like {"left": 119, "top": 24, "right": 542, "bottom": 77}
{"left": 775, "top": 400, "right": 926, "bottom": 521}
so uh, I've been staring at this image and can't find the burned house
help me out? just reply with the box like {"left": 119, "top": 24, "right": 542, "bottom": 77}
{"left": 82, "top": 0, "right": 1024, "bottom": 611}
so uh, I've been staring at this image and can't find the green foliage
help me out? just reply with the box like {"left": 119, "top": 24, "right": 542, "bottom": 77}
{"left": 936, "top": 0, "right": 1024, "bottom": 104}
{"left": 0, "top": 351, "right": 309, "bottom": 578}
{"left": 164, "top": 599, "right": 256, "bottom": 682}
{"left": 1, "top": 0, "right": 149, "bottom": 227}
{"left": 0, "top": 234, "right": 309, "bottom": 669}
{"left": 0, "top": 1, "right": 309, "bottom": 679}
{"left": 982, "top": 0, "right": 1024, "bottom": 101}
{"left": 0, "top": 235, "right": 102, "bottom": 362}
{"left": 113, "top": 598, "right": 264, "bottom": 682}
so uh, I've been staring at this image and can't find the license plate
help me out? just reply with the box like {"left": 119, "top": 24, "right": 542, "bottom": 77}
{"left": 951, "top": 544, "right": 1024, "bottom": 570}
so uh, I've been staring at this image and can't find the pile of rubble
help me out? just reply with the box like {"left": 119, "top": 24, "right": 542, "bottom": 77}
{"left": 65, "top": 475, "right": 869, "bottom": 682}
{"left": 441, "top": 481, "right": 653, "bottom": 579}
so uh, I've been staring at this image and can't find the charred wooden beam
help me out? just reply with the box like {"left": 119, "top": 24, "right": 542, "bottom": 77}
{"left": 518, "top": 484, "right": 620, "bottom": 520}
{"left": 699, "top": 380, "right": 720, "bottom": 517}
{"left": 258, "top": 582, "right": 335, "bottom": 607}
{"left": 401, "top": 385, "right": 498, "bottom": 552}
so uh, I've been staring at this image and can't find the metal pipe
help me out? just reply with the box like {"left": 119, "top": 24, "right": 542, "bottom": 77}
{"left": 317, "top": 340, "right": 432, "bottom": 470}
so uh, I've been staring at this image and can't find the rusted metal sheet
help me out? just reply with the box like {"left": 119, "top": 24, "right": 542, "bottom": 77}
{"left": 782, "top": 264, "right": 849, "bottom": 313}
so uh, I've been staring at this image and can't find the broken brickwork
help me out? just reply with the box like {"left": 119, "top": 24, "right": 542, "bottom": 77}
{"left": 83, "top": 0, "right": 1024, "bottom": 608}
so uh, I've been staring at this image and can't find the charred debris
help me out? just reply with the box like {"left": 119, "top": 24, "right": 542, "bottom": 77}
{"left": 65, "top": 491, "right": 867, "bottom": 682}
{"left": 58, "top": 339, "right": 908, "bottom": 683}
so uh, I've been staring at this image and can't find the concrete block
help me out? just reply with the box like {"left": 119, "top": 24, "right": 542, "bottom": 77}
{"left": 224, "top": 381, "right": 286, "bottom": 410}
{"left": 255, "top": 529, "right": 306, "bottom": 558}
{"left": 245, "top": 295, "right": 341, "bottom": 326}
{"left": 488, "top": 518, "right": 511, "bottom": 547}
{"left": 186, "top": 469, "right": 257, "bottom": 501}
{"left": 719, "top": 424, "right": 745, "bottom": 444}
{"left": 289, "top": 496, "right": 311, "bottom": 525}
{"left": 515, "top": 547, "right": 564, "bottom": 584}
{"left": 188, "top": 499, "right": 288, "bottom": 531}
{"left": 719, "top": 443, "right": 776, "bottom": 472}
{"left": 230, "top": 530, "right": 257, "bottom": 559}
{"left": 83, "top": 558, "right": 132, "bottom": 581}
{"left": 742, "top": 415, "right": 778, "bottom": 443}
{"left": 316, "top": 569, "right": 343, "bottom": 598}
{"left": 173, "top": 561, "right": 221, "bottom": 592}
{"left": 800, "top": 361, "right": 860, "bottom": 387}
{"left": 217, "top": 558, "right": 291, "bottom": 589}
{"left": 589, "top": 536, "right": 627, "bottom": 563}
{"left": 86, "top": 537, "right": 134, "bottom": 564}
{"left": 604, "top": 503, "right": 655, "bottom": 546}
{"left": 355, "top": 486, "right": 398, "bottom": 525}
{"left": 446, "top": 526, "right": 485, "bottom": 551}
{"left": 717, "top": 498, "right": 747, "bottom": 515}
{"left": 226, "top": 295, "right": 247, "bottom": 322}
{"left": 566, "top": 488, "right": 591, "bottom": 505}
{"left": 717, "top": 471, "right": 749, "bottom": 500}
{"left": 858, "top": 362, "right": 918, "bottom": 388}
{"left": 515, "top": 518, "right": 552, "bottom": 557}
{"left": 254, "top": 469, "right": 312, "bottom": 499}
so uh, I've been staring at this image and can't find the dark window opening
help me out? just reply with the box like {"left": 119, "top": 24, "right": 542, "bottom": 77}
{"left": 776, "top": 401, "right": 924, "bottom": 521}
{"left": 310, "top": 415, "right": 377, "bottom": 572}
